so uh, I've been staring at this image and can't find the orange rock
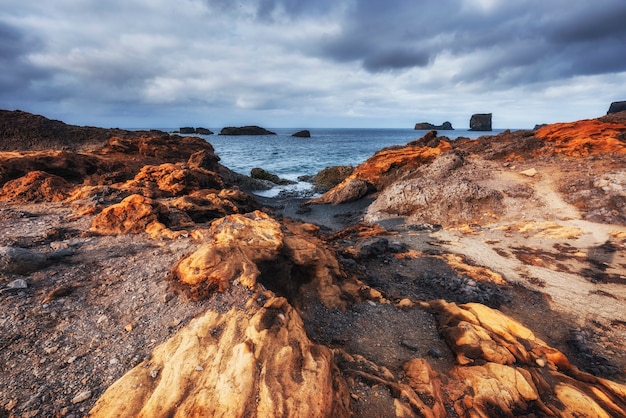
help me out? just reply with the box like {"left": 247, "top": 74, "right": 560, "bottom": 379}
{"left": 310, "top": 140, "right": 452, "bottom": 205}
{"left": 90, "top": 194, "right": 170, "bottom": 235}
{"left": 536, "top": 118, "right": 626, "bottom": 156}
{"left": 0, "top": 170, "right": 72, "bottom": 202}
{"left": 121, "top": 163, "right": 224, "bottom": 198}
{"left": 90, "top": 295, "right": 350, "bottom": 418}
{"left": 171, "top": 211, "right": 284, "bottom": 295}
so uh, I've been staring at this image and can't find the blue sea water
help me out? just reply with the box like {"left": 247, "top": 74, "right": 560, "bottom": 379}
{"left": 187, "top": 128, "right": 510, "bottom": 196}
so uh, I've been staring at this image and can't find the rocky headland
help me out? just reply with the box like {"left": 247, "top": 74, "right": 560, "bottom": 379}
{"left": 1, "top": 109, "right": 625, "bottom": 417}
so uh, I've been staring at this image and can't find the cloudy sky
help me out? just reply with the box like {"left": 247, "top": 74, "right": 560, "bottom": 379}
{"left": 1, "top": 0, "right": 625, "bottom": 129}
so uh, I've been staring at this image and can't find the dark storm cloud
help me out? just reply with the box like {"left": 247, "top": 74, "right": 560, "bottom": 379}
{"left": 0, "top": 22, "right": 47, "bottom": 94}
{"left": 313, "top": 0, "right": 626, "bottom": 81}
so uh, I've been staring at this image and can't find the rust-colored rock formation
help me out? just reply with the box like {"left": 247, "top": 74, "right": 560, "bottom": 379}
{"left": 89, "top": 294, "right": 350, "bottom": 418}
{"left": 309, "top": 140, "right": 451, "bottom": 205}
{"left": 535, "top": 116, "right": 626, "bottom": 156}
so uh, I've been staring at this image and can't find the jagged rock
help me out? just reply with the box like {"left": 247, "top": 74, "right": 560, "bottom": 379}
{"left": 422, "top": 300, "right": 626, "bottom": 417}
{"left": 469, "top": 113, "right": 492, "bottom": 131}
{"left": 187, "top": 149, "right": 220, "bottom": 171}
{"left": 171, "top": 211, "right": 349, "bottom": 308}
{"left": 168, "top": 189, "right": 259, "bottom": 223}
{"left": 90, "top": 194, "right": 171, "bottom": 235}
{"left": 535, "top": 117, "right": 626, "bottom": 156}
{"left": 219, "top": 126, "right": 277, "bottom": 136}
{"left": 250, "top": 168, "right": 295, "bottom": 185}
{"left": 292, "top": 130, "right": 311, "bottom": 138}
{"left": 414, "top": 121, "right": 453, "bottom": 130}
{"left": 90, "top": 293, "right": 350, "bottom": 418}
{"left": 309, "top": 139, "right": 451, "bottom": 205}
{"left": 0, "top": 170, "right": 72, "bottom": 202}
{"left": 121, "top": 163, "right": 224, "bottom": 197}
{"left": 0, "top": 246, "right": 48, "bottom": 274}
{"left": 607, "top": 101, "right": 626, "bottom": 114}
{"left": 309, "top": 166, "right": 355, "bottom": 193}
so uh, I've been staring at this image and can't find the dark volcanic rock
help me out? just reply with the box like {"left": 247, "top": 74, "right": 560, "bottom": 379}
{"left": 250, "top": 167, "right": 296, "bottom": 185}
{"left": 607, "top": 101, "right": 626, "bottom": 114}
{"left": 292, "top": 130, "right": 311, "bottom": 138}
{"left": 195, "top": 127, "right": 213, "bottom": 135}
{"left": 310, "top": 166, "right": 355, "bottom": 193}
{"left": 219, "top": 126, "right": 277, "bottom": 136}
{"left": 469, "top": 113, "right": 492, "bottom": 131}
{"left": 0, "top": 109, "right": 125, "bottom": 151}
{"left": 179, "top": 127, "right": 196, "bottom": 134}
{"left": 414, "top": 121, "right": 453, "bottom": 130}
{"left": 179, "top": 127, "right": 213, "bottom": 135}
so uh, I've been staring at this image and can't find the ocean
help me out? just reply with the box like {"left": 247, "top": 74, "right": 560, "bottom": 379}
{"left": 186, "top": 128, "right": 511, "bottom": 197}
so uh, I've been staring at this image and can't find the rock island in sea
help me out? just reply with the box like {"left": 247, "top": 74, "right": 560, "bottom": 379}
{"left": 0, "top": 108, "right": 625, "bottom": 417}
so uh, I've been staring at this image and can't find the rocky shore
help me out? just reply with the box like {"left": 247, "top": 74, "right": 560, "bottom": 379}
{"left": 1, "top": 109, "right": 625, "bottom": 417}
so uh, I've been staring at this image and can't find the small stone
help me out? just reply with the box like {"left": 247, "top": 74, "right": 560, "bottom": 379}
{"left": 520, "top": 168, "right": 538, "bottom": 177}
{"left": 7, "top": 279, "right": 28, "bottom": 289}
{"left": 400, "top": 339, "right": 419, "bottom": 351}
{"left": 109, "top": 358, "right": 119, "bottom": 365}
{"left": 72, "top": 390, "right": 92, "bottom": 404}
{"left": 150, "top": 369, "right": 159, "bottom": 378}
{"left": 97, "top": 315, "right": 108, "bottom": 324}
{"left": 368, "top": 288, "right": 382, "bottom": 300}
{"left": 44, "top": 346, "right": 58, "bottom": 354}
{"left": 125, "top": 324, "right": 133, "bottom": 332}
{"left": 67, "top": 356, "right": 78, "bottom": 364}
{"left": 396, "top": 298, "right": 414, "bottom": 308}
{"left": 163, "top": 293, "right": 174, "bottom": 303}
{"left": 535, "top": 358, "right": 546, "bottom": 367}
{"left": 194, "top": 365, "right": 204, "bottom": 371}
{"left": 427, "top": 348, "right": 443, "bottom": 358}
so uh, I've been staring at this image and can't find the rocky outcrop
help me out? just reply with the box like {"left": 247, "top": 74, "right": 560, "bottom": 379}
{"left": 308, "top": 139, "right": 452, "bottom": 205}
{"left": 308, "top": 165, "right": 355, "bottom": 193}
{"left": 179, "top": 127, "right": 213, "bottom": 135}
{"left": 535, "top": 117, "right": 626, "bottom": 156}
{"left": 292, "top": 130, "right": 311, "bottom": 138}
{"left": 469, "top": 113, "right": 492, "bottom": 131}
{"left": 0, "top": 170, "right": 72, "bottom": 202}
{"left": 250, "top": 167, "right": 296, "bottom": 185}
{"left": 90, "top": 293, "right": 350, "bottom": 418}
{"left": 414, "top": 121, "right": 453, "bottom": 130}
{"left": 219, "top": 126, "right": 277, "bottom": 136}
{"left": 607, "top": 101, "right": 626, "bottom": 114}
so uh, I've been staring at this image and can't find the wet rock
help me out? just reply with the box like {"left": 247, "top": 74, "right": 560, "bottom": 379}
{"left": 250, "top": 168, "right": 295, "bottom": 185}
{"left": 309, "top": 166, "right": 355, "bottom": 193}
{"left": 0, "top": 247, "right": 48, "bottom": 274}
{"left": 90, "top": 294, "right": 350, "bottom": 418}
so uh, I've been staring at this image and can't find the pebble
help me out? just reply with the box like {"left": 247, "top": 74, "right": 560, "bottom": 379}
{"left": 71, "top": 390, "right": 92, "bottom": 404}
{"left": 150, "top": 369, "right": 159, "bottom": 378}
{"left": 427, "top": 348, "right": 444, "bottom": 359}
{"left": 7, "top": 279, "right": 28, "bottom": 289}
{"left": 194, "top": 365, "right": 204, "bottom": 371}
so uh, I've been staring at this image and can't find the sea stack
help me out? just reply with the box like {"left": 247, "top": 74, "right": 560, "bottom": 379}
{"left": 469, "top": 113, "right": 492, "bottom": 131}
{"left": 607, "top": 101, "right": 626, "bottom": 114}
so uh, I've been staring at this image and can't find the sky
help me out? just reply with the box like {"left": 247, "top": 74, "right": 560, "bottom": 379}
{"left": 1, "top": 0, "right": 626, "bottom": 129}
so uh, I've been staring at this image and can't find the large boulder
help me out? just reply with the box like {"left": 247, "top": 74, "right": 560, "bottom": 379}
{"left": 250, "top": 168, "right": 296, "bottom": 185}
{"left": 309, "top": 165, "right": 355, "bottom": 193}
{"left": 469, "top": 113, "right": 492, "bottom": 131}
{"left": 90, "top": 294, "right": 350, "bottom": 418}
{"left": 90, "top": 194, "right": 171, "bottom": 235}
{"left": 414, "top": 121, "right": 454, "bottom": 130}
{"left": 608, "top": 101, "right": 626, "bottom": 114}
{"left": 0, "top": 171, "right": 73, "bottom": 202}
{"left": 219, "top": 126, "right": 277, "bottom": 136}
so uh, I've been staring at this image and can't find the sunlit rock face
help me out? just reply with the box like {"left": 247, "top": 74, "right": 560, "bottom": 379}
{"left": 171, "top": 210, "right": 349, "bottom": 309}
{"left": 535, "top": 115, "right": 626, "bottom": 156}
{"left": 89, "top": 294, "right": 351, "bottom": 418}
{"left": 422, "top": 300, "right": 626, "bottom": 417}
{"left": 310, "top": 140, "right": 452, "bottom": 205}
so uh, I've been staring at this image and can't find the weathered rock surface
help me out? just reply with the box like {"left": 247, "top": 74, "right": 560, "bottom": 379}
{"left": 2, "top": 109, "right": 626, "bottom": 418}
{"left": 414, "top": 121, "right": 453, "bottom": 130}
{"left": 469, "top": 113, "right": 492, "bottom": 131}
{"left": 219, "top": 126, "right": 277, "bottom": 135}
{"left": 90, "top": 293, "right": 350, "bottom": 418}
{"left": 309, "top": 165, "right": 355, "bottom": 193}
